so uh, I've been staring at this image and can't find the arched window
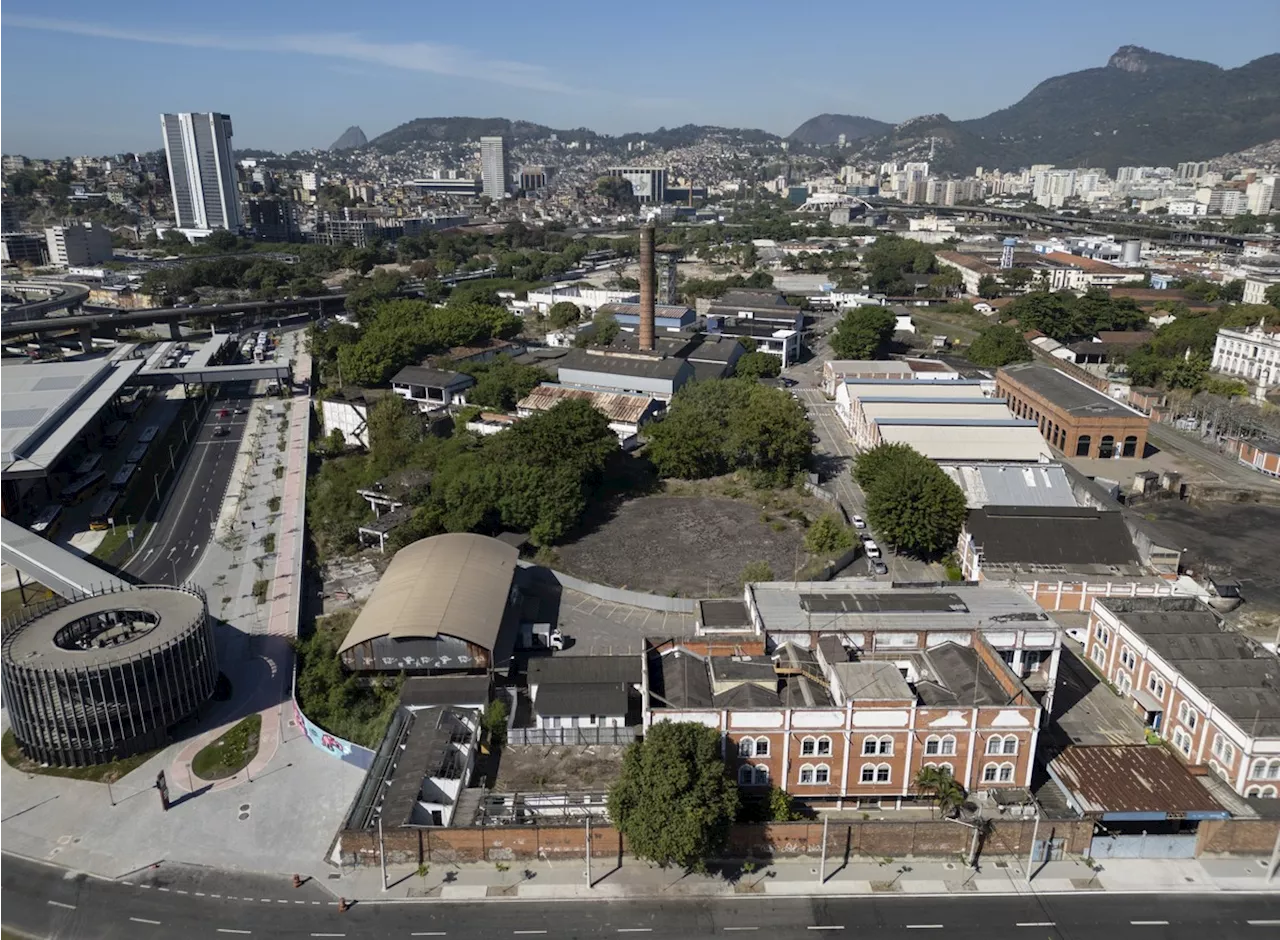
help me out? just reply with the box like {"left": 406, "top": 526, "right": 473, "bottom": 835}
{"left": 1246, "top": 786, "right": 1262, "bottom": 798}
{"left": 860, "top": 763, "right": 876, "bottom": 783}
{"left": 801, "top": 736, "right": 817, "bottom": 757}
{"left": 1251, "top": 759, "right": 1268, "bottom": 779}
{"left": 1120, "top": 647, "right": 1136, "bottom": 669}
{"left": 1099, "top": 435, "right": 1116, "bottom": 459}
{"left": 986, "top": 735, "right": 1013, "bottom": 756}
{"left": 754, "top": 765, "right": 770, "bottom": 786}
{"left": 925, "top": 735, "right": 941, "bottom": 756}
{"left": 937, "top": 762, "right": 954, "bottom": 776}
{"left": 1122, "top": 435, "right": 1139, "bottom": 458}
{"left": 816, "top": 736, "right": 832, "bottom": 756}
{"left": 1172, "top": 728, "right": 1193, "bottom": 757}
{"left": 1269, "top": 760, "right": 1280, "bottom": 780}
{"left": 738, "top": 765, "right": 754, "bottom": 785}
{"left": 738, "top": 738, "right": 755, "bottom": 758}
{"left": 939, "top": 735, "right": 956, "bottom": 755}
{"left": 1075, "top": 435, "right": 1092, "bottom": 457}
{"left": 1176, "top": 702, "right": 1198, "bottom": 731}
{"left": 799, "top": 764, "right": 815, "bottom": 785}
{"left": 815, "top": 764, "right": 830, "bottom": 784}
{"left": 1262, "top": 786, "right": 1278, "bottom": 798}
{"left": 1002, "top": 736, "right": 1018, "bottom": 755}
{"left": 862, "top": 736, "right": 879, "bottom": 756}
{"left": 754, "top": 738, "right": 770, "bottom": 758}
{"left": 877, "top": 736, "right": 893, "bottom": 756}
{"left": 875, "top": 763, "right": 891, "bottom": 783}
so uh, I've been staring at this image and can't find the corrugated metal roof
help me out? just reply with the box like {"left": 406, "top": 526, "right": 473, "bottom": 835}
{"left": 862, "top": 401, "right": 1014, "bottom": 424}
{"left": 941, "top": 463, "right": 1079, "bottom": 509}
{"left": 1049, "top": 745, "right": 1225, "bottom": 816}
{"left": 517, "top": 383, "right": 657, "bottom": 424}
{"left": 878, "top": 423, "right": 1052, "bottom": 461}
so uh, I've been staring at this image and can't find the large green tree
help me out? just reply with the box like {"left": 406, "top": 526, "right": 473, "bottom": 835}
{"left": 830, "top": 306, "right": 896, "bottom": 359}
{"left": 547, "top": 300, "right": 582, "bottom": 330}
{"left": 966, "top": 324, "right": 1032, "bottom": 368}
{"left": 608, "top": 721, "right": 739, "bottom": 871}
{"left": 461, "top": 357, "right": 548, "bottom": 411}
{"left": 854, "top": 444, "right": 967, "bottom": 557}
{"left": 733, "top": 350, "right": 782, "bottom": 380}
{"left": 646, "top": 380, "right": 811, "bottom": 485}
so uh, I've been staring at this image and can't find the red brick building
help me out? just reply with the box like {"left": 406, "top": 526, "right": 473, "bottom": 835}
{"left": 1228, "top": 436, "right": 1280, "bottom": 478}
{"left": 997, "top": 361, "right": 1150, "bottom": 459}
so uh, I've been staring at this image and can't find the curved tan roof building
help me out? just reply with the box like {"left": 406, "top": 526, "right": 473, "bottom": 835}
{"left": 338, "top": 533, "right": 519, "bottom": 673}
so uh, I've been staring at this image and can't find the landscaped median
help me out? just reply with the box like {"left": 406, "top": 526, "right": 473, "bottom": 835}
{"left": 191, "top": 714, "right": 261, "bottom": 781}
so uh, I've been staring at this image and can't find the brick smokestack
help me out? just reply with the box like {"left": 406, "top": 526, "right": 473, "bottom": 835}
{"left": 639, "top": 223, "right": 656, "bottom": 351}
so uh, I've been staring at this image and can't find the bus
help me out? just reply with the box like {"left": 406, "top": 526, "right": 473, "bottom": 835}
{"left": 30, "top": 505, "right": 63, "bottom": 540}
{"left": 127, "top": 443, "right": 148, "bottom": 464}
{"left": 60, "top": 470, "right": 106, "bottom": 505}
{"left": 88, "top": 489, "right": 121, "bottom": 531}
{"left": 102, "top": 421, "right": 128, "bottom": 447}
{"left": 137, "top": 425, "right": 160, "bottom": 445}
{"left": 111, "top": 463, "right": 137, "bottom": 488}
{"left": 75, "top": 453, "right": 104, "bottom": 476}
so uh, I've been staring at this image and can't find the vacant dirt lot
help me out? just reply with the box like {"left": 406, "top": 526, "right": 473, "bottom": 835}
{"left": 556, "top": 496, "right": 807, "bottom": 597}
{"left": 491, "top": 744, "right": 627, "bottom": 792}
{"left": 1142, "top": 500, "right": 1280, "bottom": 614}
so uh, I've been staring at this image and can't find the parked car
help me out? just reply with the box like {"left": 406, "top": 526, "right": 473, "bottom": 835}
{"left": 872, "top": 560, "right": 889, "bottom": 575}
{"left": 863, "top": 539, "right": 882, "bottom": 559}
{"left": 852, "top": 515, "right": 866, "bottom": 529}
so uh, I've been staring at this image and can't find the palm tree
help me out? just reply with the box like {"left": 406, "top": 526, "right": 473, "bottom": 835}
{"left": 914, "top": 766, "right": 966, "bottom": 818}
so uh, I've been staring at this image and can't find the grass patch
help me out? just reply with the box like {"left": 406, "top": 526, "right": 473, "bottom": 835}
{"left": 2, "top": 729, "right": 158, "bottom": 783}
{"left": 0, "top": 583, "right": 55, "bottom": 618}
{"left": 252, "top": 579, "right": 269, "bottom": 603}
{"left": 92, "top": 521, "right": 152, "bottom": 562}
{"left": 262, "top": 532, "right": 276, "bottom": 554}
{"left": 191, "top": 714, "right": 261, "bottom": 780}
{"left": 267, "top": 496, "right": 281, "bottom": 512}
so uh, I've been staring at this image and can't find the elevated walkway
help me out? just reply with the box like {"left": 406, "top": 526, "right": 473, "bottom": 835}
{"left": 0, "top": 517, "right": 127, "bottom": 600}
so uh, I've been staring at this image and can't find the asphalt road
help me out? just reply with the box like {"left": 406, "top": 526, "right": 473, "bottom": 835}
{"left": 124, "top": 385, "right": 251, "bottom": 586}
{"left": 4, "top": 855, "right": 1279, "bottom": 939}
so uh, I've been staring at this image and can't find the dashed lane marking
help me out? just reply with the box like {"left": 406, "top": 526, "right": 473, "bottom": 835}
{"left": 217, "top": 931, "right": 252, "bottom": 935}
{"left": 1131, "top": 922, "right": 1170, "bottom": 927}
{"left": 130, "top": 917, "right": 162, "bottom": 925}
{"left": 47, "top": 900, "right": 76, "bottom": 910}
{"left": 1015, "top": 924, "right": 1054, "bottom": 928}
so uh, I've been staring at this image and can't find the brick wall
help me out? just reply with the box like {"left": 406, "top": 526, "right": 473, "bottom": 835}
{"left": 1195, "top": 818, "right": 1280, "bottom": 856}
{"left": 336, "top": 818, "right": 1097, "bottom": 867}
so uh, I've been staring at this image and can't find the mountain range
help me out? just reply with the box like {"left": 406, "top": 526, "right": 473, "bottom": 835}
{"left": 313, "top": 46, "right": 1278, "bottom": 172}
{"left": 805, "top": 46, "right": 1280, "bottom": 172}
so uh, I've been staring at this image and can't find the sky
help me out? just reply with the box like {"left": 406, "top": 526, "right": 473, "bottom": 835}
{"left": 3, "top": 0, "right": 1278, "bottom": 157}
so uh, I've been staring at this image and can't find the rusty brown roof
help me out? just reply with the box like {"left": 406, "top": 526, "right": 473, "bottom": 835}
{"left": 1048, "top": 745, "right": 1224, "bottom": 817}
{"left": 517, "top": 384, "right": 657, "bottom": 424}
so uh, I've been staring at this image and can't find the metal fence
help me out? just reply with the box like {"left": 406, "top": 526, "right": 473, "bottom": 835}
{"left": 508, "top": 725, "right": 639, "bottom": 747}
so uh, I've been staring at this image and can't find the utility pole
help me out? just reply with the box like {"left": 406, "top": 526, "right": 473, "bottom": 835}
{"left": 378, "top": 816, "right": 388, "bottom": 891}
{"left": 1025, "top": 811, "right": 1040, "bottom": 884}
{"left": 818, "top": 815, "right": 830, "bottom": 883}
{"left": 585, "top": 815, "right": 592, "bottom": 888}
{"left": 1268, "top": 824, "right": 1280, "bottom": 884}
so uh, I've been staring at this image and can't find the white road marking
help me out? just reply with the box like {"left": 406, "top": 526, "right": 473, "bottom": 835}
{"left": 175, "top": 889, "right": 188, "bottom": 894}
{"left": 807, "top": 929, "right": 844, "bottom": 933}
{"left": 1247, "top": 922, "right": 1280, "bottom": 927}
{"left": 216, "top": 931, "right": 252, "bottom": 935}
{"left": 47, "top": 900, "right": 76, "bottom": 910}
{"left": 617, "top": 932, "right": 652, "bottom": 935}
{"left": 411, "top": 934, "right": 447, "bottom": 937}
{"left": 1016, "top": 924, "right": 1055, "bottom": 928}
{"left": 1131, "top": 922, "right": 1169, "bottom": 927}
{"left": 311, "top": 934, "right": 346, "bottom": 938}
{"left": 513, "top": 933, "right": 547, "bottom": 936}
{"left": 130, "top": 917, "right": 162, "bottom": 925}
{"left": 158, "top": 887, "right": 170, "bottom": 892}
{"left": 723, "top": 929, "right": 759, "bottom": 933}
{"left": 138, "top": 884, "right": 152, "bottom": 889}
{"left": 906, "top": 928, "right": 943, "bottom": 932}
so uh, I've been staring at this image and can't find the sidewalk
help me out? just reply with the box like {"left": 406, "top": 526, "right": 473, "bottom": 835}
{"left": 326, "top": 853, "right": 1279, "bottom": 903}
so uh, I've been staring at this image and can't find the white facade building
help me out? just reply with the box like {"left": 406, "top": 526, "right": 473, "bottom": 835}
{"left": 479, "top": 136, "right": 508, "bottom": 199}
{"left": 160, "top": 112, "right": 242, "bottom": 232}
{"left": 1211, "top": 323, "right": 1280, "bottom": 388}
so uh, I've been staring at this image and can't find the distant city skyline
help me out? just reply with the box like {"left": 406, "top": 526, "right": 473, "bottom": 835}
{"left": 2, "top": 0, "right": 1279, "bottom": 157}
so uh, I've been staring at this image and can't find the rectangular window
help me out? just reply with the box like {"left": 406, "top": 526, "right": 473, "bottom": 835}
{"left": 817, "top": 739, "right": 831, "bottom": 756}
{"left": 925, "top": 739, "right": 939, "bottom": 756}
{"left": 801, "top": 739, "right": 815, "bottom": 756}
{"left": 755, "top": 739, "right": 770, "bottom": 758}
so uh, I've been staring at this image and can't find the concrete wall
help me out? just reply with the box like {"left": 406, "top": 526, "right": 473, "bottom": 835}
{"left": 517, "top": 562, "right": 697, "bottom": 613}
{"left": 336, "top": 818, "right": 1098, "bottom": 867}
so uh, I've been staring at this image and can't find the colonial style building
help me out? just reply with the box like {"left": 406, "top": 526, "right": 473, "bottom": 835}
{"left": 996, "top": 362, "right": 1149, "bottom": 459}
{"left": 1211, "top": 322, "right": 1280, "bottom": 389}
{"left": 1084, "top": 596, "right": 1280, "bottom": 799}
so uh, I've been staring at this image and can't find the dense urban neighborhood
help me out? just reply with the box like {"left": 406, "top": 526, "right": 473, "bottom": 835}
{"left": 3, "top": 18, "right": 1280, "bottom": 940}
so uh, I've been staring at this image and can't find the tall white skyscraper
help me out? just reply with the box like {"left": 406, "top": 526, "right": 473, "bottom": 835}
{"left": 160, "top": 112, "right": 242, "bottom": 231}
{"left": 479, "top": 136, "right": 508, "bottom": 199}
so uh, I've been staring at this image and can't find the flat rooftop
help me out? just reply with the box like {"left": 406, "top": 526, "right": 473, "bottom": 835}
{"left": 749, "top": 581, "right": 1056, "bottom": 635}
{"left": 999, "top": 362, "right": 1146, "bottom": 420}
{"left": 877, "top": 422, "right": 1052, "bottom": 462}
{"left": 941, "top": 462, "right": 1079, "bottom": 509}
{"left": 1, "top": 352, "right": 143, "bottom": 478}
{"left": 967, "top": 506, "right": 1142, "bottom": 574}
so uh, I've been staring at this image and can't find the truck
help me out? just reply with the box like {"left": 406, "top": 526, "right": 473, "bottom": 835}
{"left": 518, "top": 622, "right": 565, "bottom": 651}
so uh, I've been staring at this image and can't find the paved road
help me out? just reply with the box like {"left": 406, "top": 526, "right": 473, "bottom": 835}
{"left": 125, "top": 384, "right": 252, "bottom": 586}
{"left": 4, "top": 855, "right": 1280, "bottom": 939}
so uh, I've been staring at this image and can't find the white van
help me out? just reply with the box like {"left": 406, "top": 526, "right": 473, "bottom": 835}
{"left": 863, "top": 539, "right": 882, "bottom": 559}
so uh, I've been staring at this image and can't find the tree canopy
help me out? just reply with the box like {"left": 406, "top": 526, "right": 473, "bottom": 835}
{"left": 646, "top": 379, "right": 811, "bottom": 485}
{"left": 608, "top": 721, "right": 739, "bottom": 871}
{"left": 547, "top": 300, "right": 582, "bottom": 330}
{"left": 830, "top": 306, "right": 896, "bottom": 359}
{"left": 460, "top": 356, "right": 548, "bottom": 411}
{"left": 966, "top": 324, "right": 1032, "bottom": 368}
{"left": 860, "top": 234, "right": 936, "bottom": 295}
{"left": 733, "top": 350, "right": 782, "bottom": 380}
{"left": 1000, "top": 288, "right": 1146, "bottom": 341}
{"left": 853, "top": 444, "right": 967, "bottom": 557}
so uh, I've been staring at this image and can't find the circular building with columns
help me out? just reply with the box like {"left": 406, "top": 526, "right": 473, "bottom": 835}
{"left": 1, "top": 585, "right": 216, "bottom": 767}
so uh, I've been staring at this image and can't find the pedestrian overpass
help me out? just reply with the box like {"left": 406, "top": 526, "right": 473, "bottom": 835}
{"left": 1, "top": 517, "right": 128, "bottom": 601}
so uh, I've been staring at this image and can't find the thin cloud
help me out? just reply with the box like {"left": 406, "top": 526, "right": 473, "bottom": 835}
{"left": 5, "top": 15, "right": 576, "bottom": 94}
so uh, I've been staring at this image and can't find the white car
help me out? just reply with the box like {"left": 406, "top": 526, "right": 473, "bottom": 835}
{"left": 863, "top": 539, "right": 882, "bottom": 559}
{"left": 852, "top": 515, "right": 866, "bottom": 529}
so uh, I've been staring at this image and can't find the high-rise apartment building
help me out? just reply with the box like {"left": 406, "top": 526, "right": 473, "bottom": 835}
{"left": 160, "top": 112, "right": 242, "bottom": 232}
{"left": 45, "top": 223, "right": 113, "bottom": 267}
{"left": 606, "top": 167, "right": 668, "bottom": 204}
{"left": 479, "top": 136, "right": 509, "bottom": 199}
